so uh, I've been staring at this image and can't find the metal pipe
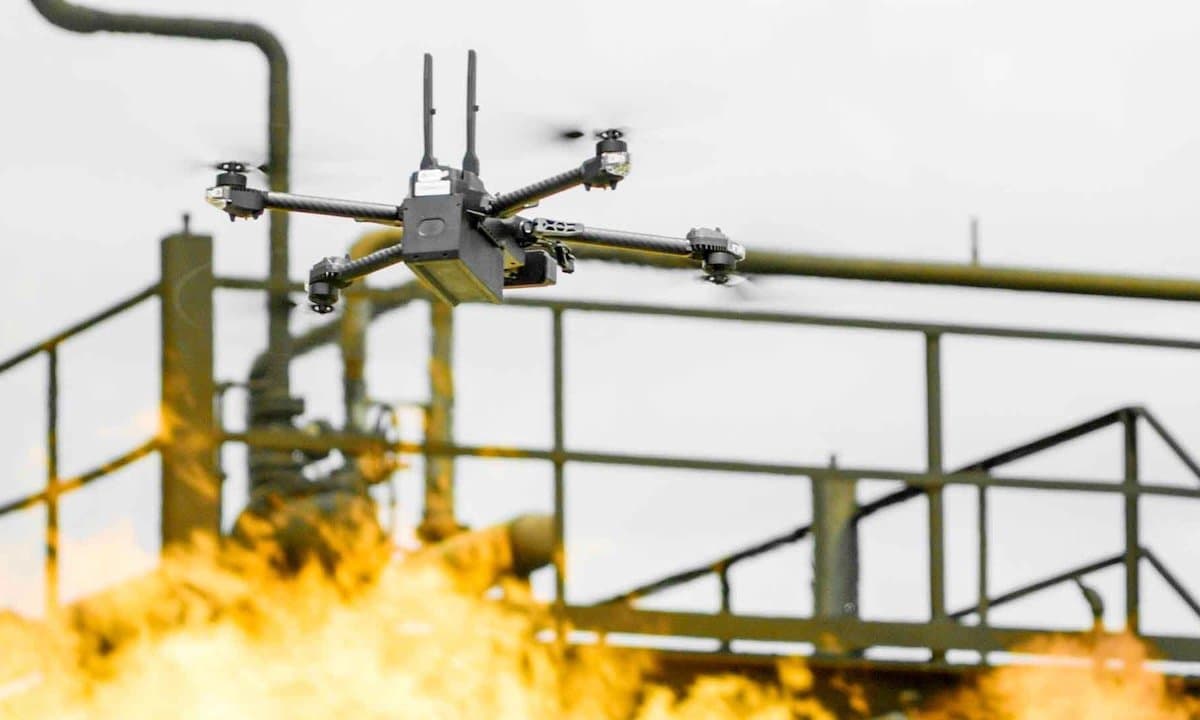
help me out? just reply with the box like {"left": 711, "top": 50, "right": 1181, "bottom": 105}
{"left": 569, "top": 246, "right": 1200, "bottom": 303}
{"left": 29, "top": 0, "right": 295, "bottom": 494}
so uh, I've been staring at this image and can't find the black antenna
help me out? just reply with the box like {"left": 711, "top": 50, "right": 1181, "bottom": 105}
{"left": 463, "top": 49, "right": 480, "bottom": 175}
{"left": 421, "top": 53, "right": 437, "bottom": 170}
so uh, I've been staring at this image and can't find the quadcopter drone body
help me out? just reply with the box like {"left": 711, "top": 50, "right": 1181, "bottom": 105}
{"left": 206, "top": 51, "right": 745, "bottom": 311}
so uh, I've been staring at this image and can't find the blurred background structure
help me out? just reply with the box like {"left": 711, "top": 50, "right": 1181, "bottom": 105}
{"left": 4, "top": 0, "right": 1200, "bottom": 713}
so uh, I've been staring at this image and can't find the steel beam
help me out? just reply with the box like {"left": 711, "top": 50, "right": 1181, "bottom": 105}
{"left": 160, "top": 231, "right": 219, "bottom": 547}
{"left": 569, "top": 246, "right": 1200, "bottom": 303}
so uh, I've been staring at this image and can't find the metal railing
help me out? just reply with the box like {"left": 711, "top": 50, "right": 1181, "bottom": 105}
{"left": 214, "top": 287, "right": 1200, "bottom": 664}
{"left": 0, "top": 282, "right": 161, "bottom": 612}
{"left": 4, "top": 267, "right": 1200, "bottom": 667}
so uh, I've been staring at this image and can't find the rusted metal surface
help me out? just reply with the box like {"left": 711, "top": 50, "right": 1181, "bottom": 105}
{"left": 160, "top": 231, "right": 219, "bottom": 547}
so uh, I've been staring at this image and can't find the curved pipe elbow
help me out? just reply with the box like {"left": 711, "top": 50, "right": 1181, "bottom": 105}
{"left": 29, "top": 0, "right": 288, "bottom": 67}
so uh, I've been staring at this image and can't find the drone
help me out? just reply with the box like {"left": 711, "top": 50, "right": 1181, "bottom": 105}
{"left": 205, "top": 51, "right": 746, "bottom": 312}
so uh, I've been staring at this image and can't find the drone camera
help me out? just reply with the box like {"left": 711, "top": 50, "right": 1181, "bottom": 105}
{"left": 503, "top": 249, "right": 557, "bottom": 289}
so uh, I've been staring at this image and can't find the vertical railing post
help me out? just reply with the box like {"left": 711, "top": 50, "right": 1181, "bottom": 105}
{"left": 1123, "top": 408, "right": 1140, "bottom": 633}
{"left": 160, "top": 229, "right": 219, "bottom": 547}
{"left": 977, "top": 483, "right": 989, "bottom": 664}
{"left": 420, "top": 300, "right": 457, "bottom": 541}
{"left": 925, "top": 333, "right": 947, "bottom": 656}
{"left": 45, "top": 346, "right": 59, "bottom": 615}
{"left": 551, "top": 308, "right": 567, "bottom": 636}
{"left": 718, "top": 562, "right": 732, "bottom": 652}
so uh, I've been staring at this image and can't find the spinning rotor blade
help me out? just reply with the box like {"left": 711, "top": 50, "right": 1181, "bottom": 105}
{"left": 552, "top": 124, "right": 633, "bottom": 143}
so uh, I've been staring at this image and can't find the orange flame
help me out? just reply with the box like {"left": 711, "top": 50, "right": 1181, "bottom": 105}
{"left": 2, "top": 530, "right": 1198, "bottom": 719}
{"left": 0, "top": 535, "right": 835, "bottom": 719}
{"left": 918, "top": 634, "right": 1200, "bottom": 720}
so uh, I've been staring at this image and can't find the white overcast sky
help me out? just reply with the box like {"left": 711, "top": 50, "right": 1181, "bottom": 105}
{"left": 2, "top": 0, "right": 1200, "bottom": 659}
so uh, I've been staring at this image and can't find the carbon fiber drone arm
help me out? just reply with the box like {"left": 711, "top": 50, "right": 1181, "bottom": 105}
{"left": 534, "top": 219, "right": 692, "bottom": 255}
{"left": 306, "top": 241, "right": 406, "bottom": 313}
{"left": 490, "top": 167, "right": 585, "bottom": 217}
{"left": 522, "top": 217, "right": 745, "bottom": 282}
{"left": 206, "top": 184, "right": 403, "bottom": 226}
{"left": 490, "top": 149, "right": 633, "bottom": 217}
{"left": 264, "top": 191, "right": 403, "bottom": 225}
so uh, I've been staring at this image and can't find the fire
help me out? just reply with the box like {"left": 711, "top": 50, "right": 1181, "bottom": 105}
{"left": 917, "top": 634, "right": 1200, "bottom": 720}
{"left": 0, "top": 535, "right": 821, "bottom": 719}
{"left": 1, "top": 528, "right": 1197, "bottom": 719}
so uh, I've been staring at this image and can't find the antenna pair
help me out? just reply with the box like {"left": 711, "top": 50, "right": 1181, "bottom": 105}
{"left": 421, "top": 50, "right": 480, "bottom": 176}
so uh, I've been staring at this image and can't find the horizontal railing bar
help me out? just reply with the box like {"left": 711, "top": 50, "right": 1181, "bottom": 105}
{"left": 221, "top": 430, "right": 1200, "bottom": 499}
{"left": 58, "top": 438, "right": 160, "bottom": 494}
{"left": 0, "top": 283, "right": 160, "bottom": 374}
{"left": 0, "top": 439, "right": 159, "bottom": 518}
{"left": 563, "top": 605, "right": 1200, "bottom": 661}
{"left": 504, "top": 298, "right": 1200, "bottom": 351}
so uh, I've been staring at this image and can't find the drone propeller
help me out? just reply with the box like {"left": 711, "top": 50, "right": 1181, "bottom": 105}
{"left": 554, "top": 125, "right": 632, "bottom": 143}
{"left": 208, "top": 160, "right": 270, "bottom": 175}
{"left": 700, "top": 272, "right": 747, "bottom": 287}
{"left": 694, "top": 272, "right": 786, "bottom": 303}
